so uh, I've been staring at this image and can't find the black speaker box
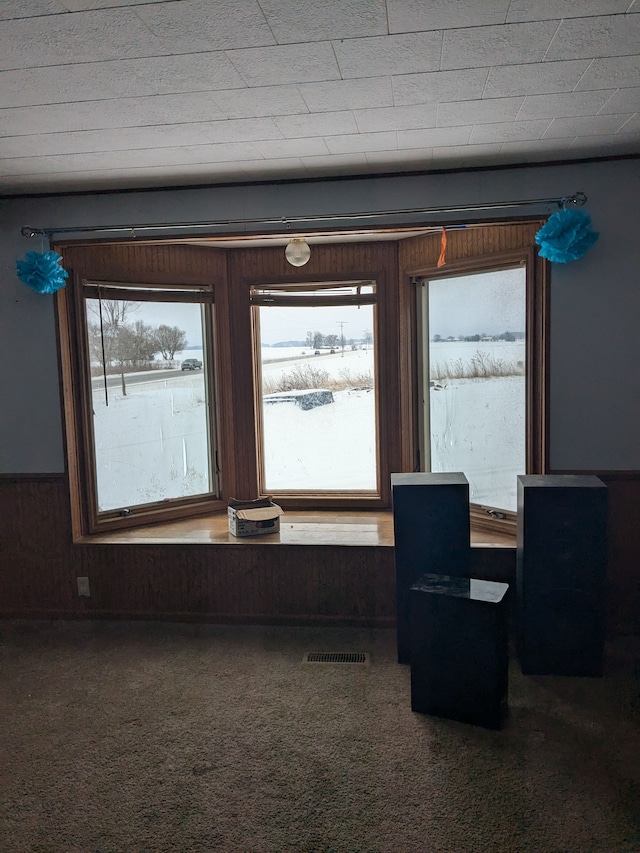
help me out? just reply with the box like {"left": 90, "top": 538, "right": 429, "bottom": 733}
{"left": 516, "top": 475, "right": 608, "bottom": 676}
{"left": 391, "top": 473, "right": 470, "bottom": 664}
{"left": 410, "top": 574, "right": 510, "bottom": 730}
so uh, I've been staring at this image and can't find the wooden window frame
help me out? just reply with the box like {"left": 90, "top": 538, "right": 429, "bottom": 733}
{"left": 55, "top": 225, "right": 546, "bottom": 539}
{"left": 250, "top": 279, "right": 382, "bottom": 504}
{"left": 406, "top": 243, "right": 549, "bottom": 537}
{"left": 57, "top": 270, "right": 224, "bottom": 538}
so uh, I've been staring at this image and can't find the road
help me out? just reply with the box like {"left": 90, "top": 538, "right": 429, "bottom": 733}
{"left": 91, "top": 368, "right": 195, "bottom": 390}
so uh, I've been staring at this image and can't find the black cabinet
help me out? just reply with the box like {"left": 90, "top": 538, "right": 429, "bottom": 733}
{"left": 516, "top": 475, "right": 608, "bottom": 676}
{"left": 409, "top": 573, "right": 510, "bottom": 729}
{"left": 391, "top": 473, "right": 470, "bottom": 664}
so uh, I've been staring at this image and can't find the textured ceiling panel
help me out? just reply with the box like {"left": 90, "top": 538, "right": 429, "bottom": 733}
{"left": 260, "top": 0, "right": 388, "bottom": 42}
{"left": 0, "top": 0, "right": 638, "bottom": 195}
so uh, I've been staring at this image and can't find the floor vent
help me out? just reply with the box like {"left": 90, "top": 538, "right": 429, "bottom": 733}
{"left": 303, "top": 652, "right": 369, "bottom": 664}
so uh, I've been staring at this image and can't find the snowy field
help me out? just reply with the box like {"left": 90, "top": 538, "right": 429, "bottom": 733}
{"left": 91, "top": 342, "right": 524, "bottom": 511}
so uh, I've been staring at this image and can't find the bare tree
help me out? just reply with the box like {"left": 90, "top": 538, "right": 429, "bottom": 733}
{"left": 88, "top": 298, "right": 140, "bottom": 329}
{"left": 154, "top": 324, "right": 187, "bottom": 360}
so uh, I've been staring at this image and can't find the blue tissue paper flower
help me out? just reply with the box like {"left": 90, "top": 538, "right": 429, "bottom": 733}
{"left": 535, "top": 209, "right": 599, "bottom": 263}
{"left": 16, "top": 250, "right": 69, "bottom": 294}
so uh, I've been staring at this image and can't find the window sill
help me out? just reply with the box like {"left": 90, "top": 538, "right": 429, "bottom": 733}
{"left": 77, "top": 510, "right": 516, "bottom": 548}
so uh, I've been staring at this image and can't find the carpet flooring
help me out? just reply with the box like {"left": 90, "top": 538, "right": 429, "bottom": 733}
{"left": 0, "top": 620, "right": 638, "bottom": 853}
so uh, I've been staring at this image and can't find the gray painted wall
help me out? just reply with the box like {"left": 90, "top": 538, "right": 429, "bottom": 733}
{"left": 1, "top": 158, "right": 638, "bottom": 473}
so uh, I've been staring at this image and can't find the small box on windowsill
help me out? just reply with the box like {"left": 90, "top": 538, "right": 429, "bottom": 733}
{"left": 228, "top": 497, "right": 284, "bottom": 537}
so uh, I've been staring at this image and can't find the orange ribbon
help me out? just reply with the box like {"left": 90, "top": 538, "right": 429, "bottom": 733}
{"left": 437, "top": 226, "right": 447, "bottom": 268}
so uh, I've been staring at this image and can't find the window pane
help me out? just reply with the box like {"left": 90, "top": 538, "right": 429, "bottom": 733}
{"left": 422, "top": 267, "right": 526, "bottom": 512}
{"left": 85, "top": 297, "right": 213, "bottom": 512}
{"left": 256, "top": 295, "right": 377, "bottom": 492}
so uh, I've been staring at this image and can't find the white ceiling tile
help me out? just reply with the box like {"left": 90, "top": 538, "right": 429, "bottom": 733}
{"left": 441, "top": 21, "right": 559, "bottom": 70}
{"left": 0, "top": 0, "right": 66, "bottom": 17}
{"left": 543, "top": 114, "right": 633, "bottom": 137}
{"left": 575, "top": 56, "right": 640, "bottom": 91}
{"left": 430, "top": 143, "right": 504, "bottom": 164}
{"left": 300, "top": 153, "right": 370, "bottom": 173}
{"left": 438, "top": 97, "right": 524, "bottom": 127}
{"left": 499, "top": 138, "right": 575, "bottom": 157}
{"left": 392, "top": 69, "right": 488, "bottom": 106}
{"left": 61, "top": 0, "right": 174, "bottom": 9}
{"left": 259, "top": 0, "right": 387, "bottom": 42}
{"left": 545, "top": 15, "right": 640, "bottom": 62}
{"left": 230, "top": 157, "right": 306, "bottom": 179}
{"left": 483, "top": 60, "right": 591, "bottom": 98}
{"left": 134, "top": 0, "right": 275, "bottom": 53}
{"left": 119, "top": 54, "right": 248, "bottom": 95}
{"left": 599, "top": 87, "right": 640, "bottom": 113}
{"left": 388, "top": 0, "right": 510, "bottom": 32}
{"left": 469, "top": 119, "right": 552, "bottom": 144}
{"left": 274, "top": 112, "right": 358, "bottom": 139}
{"left": 325, "top": 131, "right": 398, "bottom": 154}
{"left": 129, "top": 93, "right": 226, "bottom": 125}
{"left": 333, "top": 32, "right": 442, "bottom": 78}
{"left": 364, "top": 148, "right": 433, "bottom": 165}
{"left": 506, "top": 1, "right": 632, "bottom": 23}
{"left": 193, "top": 118, "right": 284, "bottom": 144}
{"left": 398, "top": 126, "right": 471, "bottom": 148}
{"left": 615, "top": 114, "right": 640, "bottom": 132}
{"left": 0, "top": 8, "right": 170, "bottom": 71}
{"left": 225, "top": 43, "right": 339, "bottom": 87}
{"left": 301, "top": 152, "right": 368, "bottom": 166}
{"left": 568, "top": 130, "right": 640, "bottom": 153}
{"left": 517, "top": 91, "right": 615, "bottom": 120}
{"left": 1, "top": 1, "right": 639, "bottom": 194}
{"left": 299, "top": 78, "right": 394, "bottom": 112}
{"left": 25, "top": 91, "right": 228, "bottom": 134}
{"left": 210, "top": 86, "right": 309, "bottom": 119}
{"left": 0, "top": 161, "right": 250, "bottom": 192}
{"left": 251, "top": 138, "right": 329, "bottom": 158}
{"left": 0, "top": 125, "right": 215, "bottom": 158}
{"left": 354, "top": 104, "right": 437, "bottom": 133}
{"left": 0, "top": 54, "right": 246, "bottom": 109}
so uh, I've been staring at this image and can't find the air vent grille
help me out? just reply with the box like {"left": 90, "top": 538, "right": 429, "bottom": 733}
{"left": 303, "top": 652, "right": 369, "bottom": 664}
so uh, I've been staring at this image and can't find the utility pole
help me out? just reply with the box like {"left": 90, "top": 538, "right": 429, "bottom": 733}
{"left": 337, "top": 321, "right": 347, "bottom": 357}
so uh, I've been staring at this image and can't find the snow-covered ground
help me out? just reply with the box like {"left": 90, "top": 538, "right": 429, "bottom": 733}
{"left": 91, "top": 343, "right": 524, "bottom": 511}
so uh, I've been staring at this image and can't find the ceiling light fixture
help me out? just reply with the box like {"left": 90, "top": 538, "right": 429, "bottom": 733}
{"left": 285, "top": 237, "right": 311, "bottom": 267}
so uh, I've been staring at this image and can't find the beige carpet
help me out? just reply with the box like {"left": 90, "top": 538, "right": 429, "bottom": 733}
{"left": 0, "top": 620, "right": 638, "bottom": 853}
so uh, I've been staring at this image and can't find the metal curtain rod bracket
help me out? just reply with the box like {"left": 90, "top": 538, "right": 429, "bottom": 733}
{"left": 20, "top": 191, "right": 587, "bottom": 239}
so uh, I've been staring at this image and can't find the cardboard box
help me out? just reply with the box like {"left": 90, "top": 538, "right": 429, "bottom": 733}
{"left": 228, "top": 497, "right": 283, "bottom": 537}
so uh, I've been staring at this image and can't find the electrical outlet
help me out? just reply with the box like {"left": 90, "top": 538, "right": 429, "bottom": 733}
{"left": 77, "top": 576, "right": 91, "bottom": 597}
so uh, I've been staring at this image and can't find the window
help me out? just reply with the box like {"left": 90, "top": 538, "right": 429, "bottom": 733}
{"left": 410, "top": 240, "right": 547, "bottom": 534}
{"left": 57, "top": 225, "right": 544, "bottom": 537}
{"left": 58, "top": 270, "right": 219, "bottom": 535}
{"left": 85, "top": 285, "right": 215, "bottom": 513}
{"left": 251, "top": 281, "right": 378, "bottom": 495}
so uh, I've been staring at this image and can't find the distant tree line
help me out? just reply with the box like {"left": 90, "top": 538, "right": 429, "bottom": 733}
{"left": 432, "top": 331, "right": 523, "bottom": 343}
{"left": 301, "top": 330, "right": 373, "bottom": 349}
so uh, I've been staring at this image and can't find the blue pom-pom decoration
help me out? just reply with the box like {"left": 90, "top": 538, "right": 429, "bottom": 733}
{"left": 535, "top": 208, "right": 599, "bottom": 263}
{"left": 16, "top": 250, "right": 69, "bottom": 294}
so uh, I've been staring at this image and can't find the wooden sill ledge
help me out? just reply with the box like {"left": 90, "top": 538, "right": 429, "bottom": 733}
{"left": 79, "top": 510, "right": 516, "bottom": 549}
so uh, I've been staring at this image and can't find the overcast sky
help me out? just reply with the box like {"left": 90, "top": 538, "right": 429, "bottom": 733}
{"left": 427, "top": 267, "right": 525, "bottom": 338}
{"left": 104, "top": 266, "right": 523, "bottom": 348}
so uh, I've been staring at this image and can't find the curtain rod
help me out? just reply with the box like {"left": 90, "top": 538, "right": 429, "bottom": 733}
{"left": 20, "top": 191, "right": 586, "bottom": 239}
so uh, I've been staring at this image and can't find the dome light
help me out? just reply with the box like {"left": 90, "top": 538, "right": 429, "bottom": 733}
{"left": 285, "top": 237, "right": 311, "bottom": 267}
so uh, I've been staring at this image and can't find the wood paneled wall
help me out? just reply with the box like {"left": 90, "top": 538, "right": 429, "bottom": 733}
{"left": 61, "top": 242, "right": 228, "bottom": 284}
{"left": 1, "top": 475, "right": 637, "bottom": 634}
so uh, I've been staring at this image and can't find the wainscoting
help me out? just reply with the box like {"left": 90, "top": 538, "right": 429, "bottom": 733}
{"left": 1, "top": 474, "right": 637, "bottom": 633}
